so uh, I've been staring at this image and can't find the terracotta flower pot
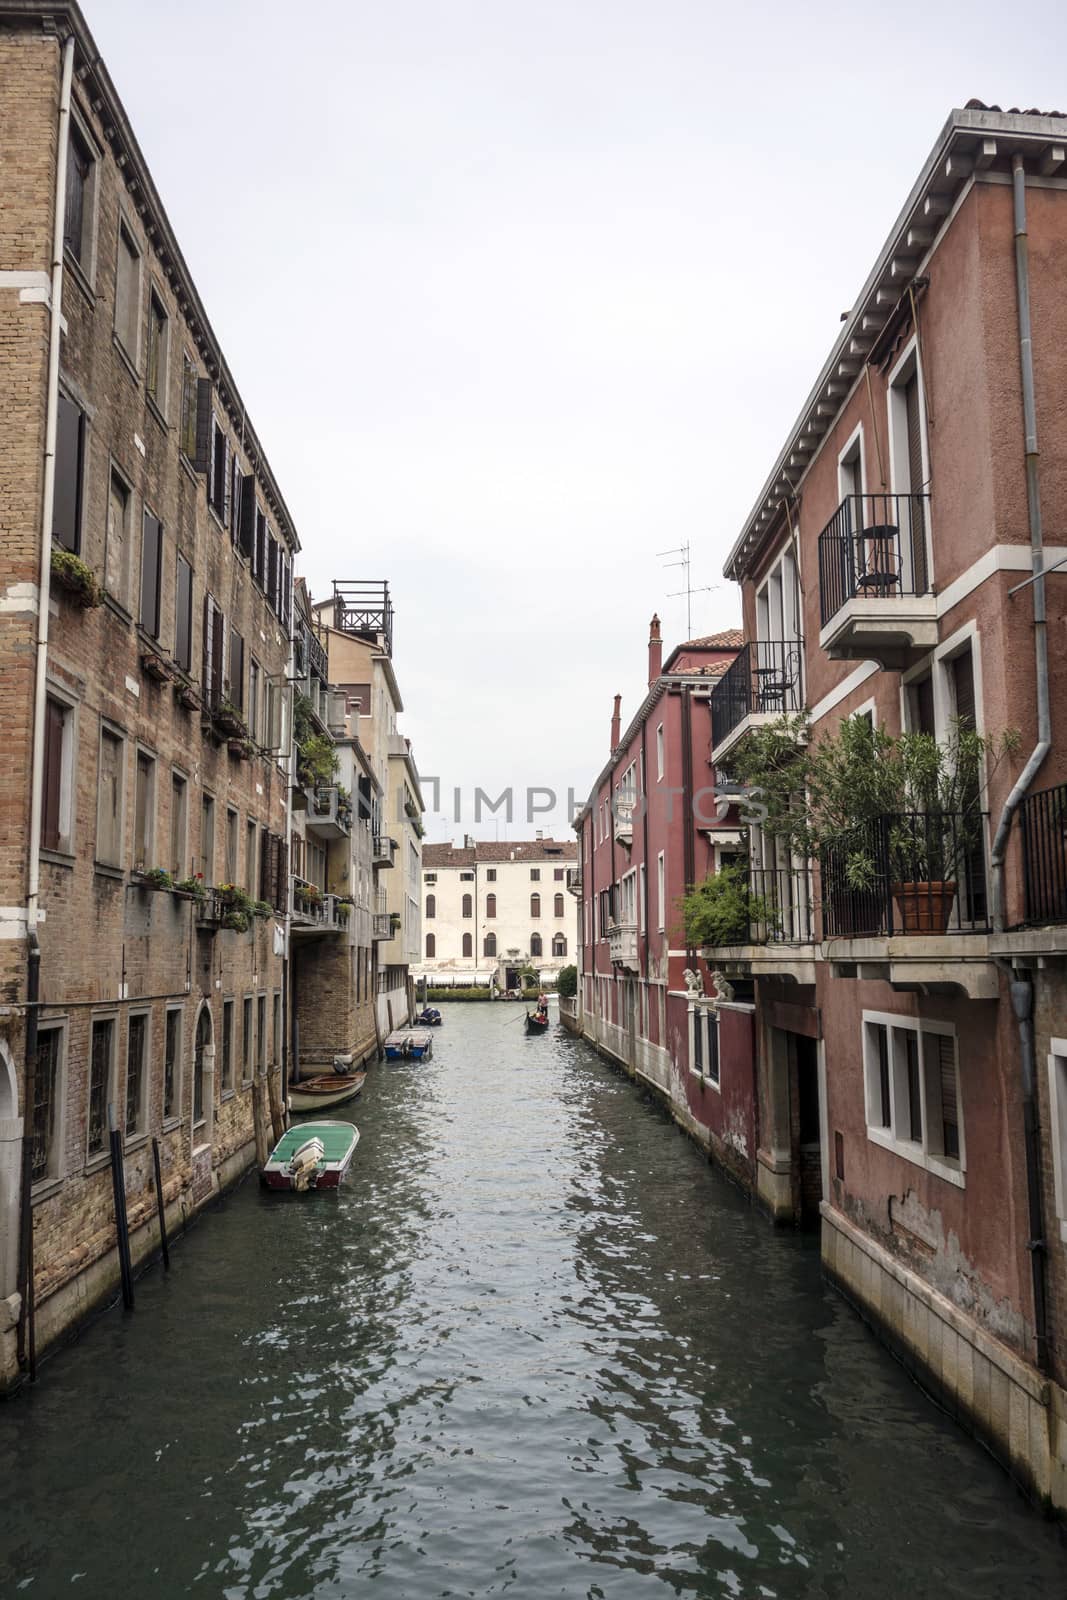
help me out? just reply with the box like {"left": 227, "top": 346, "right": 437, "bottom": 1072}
{"left": 890, "top": 879, "right": 957, "bottom": 934}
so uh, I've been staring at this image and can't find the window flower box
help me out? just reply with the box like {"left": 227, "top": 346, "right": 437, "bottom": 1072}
{"left": 141, "top": 650, "right": 173, "bottom": 684}
{"left": 175, "top": 681, "right": 201, "bottom": 712}
{"left": 133, "top": 867, "right": 174, "bottom": 891}
{"left": 51, "top": 548, "right": 101, "bottom": 609}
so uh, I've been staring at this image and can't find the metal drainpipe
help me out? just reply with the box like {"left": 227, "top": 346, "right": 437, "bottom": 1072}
{"left": 1010, "top": 973, "right": 1050, "bottom": 1373}
{"left": 989, "top": 154, "right": 1051, "bottom": 931}
{"left": 17, "top": 32, "right": 76, "bottom": 1380}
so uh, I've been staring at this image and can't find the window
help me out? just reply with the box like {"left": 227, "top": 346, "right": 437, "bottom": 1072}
{"left": 554, "top": 893, "right": 564, "bottom": 918}
{"left": 656, "top": 724, "right": 665, "bottom": 781}
{"left": 248, "top": 659, "right": 261, "bottom": 743}
{"left": 425, "top": 894, "right": 436, "bottom": 919}
{"left": 484, "top": 932, "right": 497, "bottom": 958}
{"left": 164, "top": 1007, "right": 182, "bottom": 1123}
{"left": 126, "top": 1012, "right": 148, "bottom": 1137}
{"left": 460, "top": 871, "right": 474, "bottom": 881}
{"left": 87, "top": 1018, "right": 114, "bottom": 1157}
{"left": 139, "top": 510, "right": 163, "bottom": 637}
{"left": 266, "top": 533, "right": 278, "bottom": 611}
{"left": 194, "top": 1007, "right": 210, "bottom": 1127}
{"left": 486, "top": 868, "right": 497, "bottom": 882}
{"left": 690, "top": 1006, "right": 720, "bottom": 1087}
{"left": 486, "top": 893, "right": 496, "bottom": 918}
{"left": 424, "top": 873, "right": 437, "bottom": 885}
{"left": 170, "top": 771, "right": 188, "bottom": 878}
{"left": 273, "top": 993, "right": 281, "bottom": 1066}
{"left": 32, "top": 1026, "right": 63, "bottom": 1183}
{"left": 462, "top": 893, "right": 472, "bottom": 918}
{"left": 246, "top": 819, "right": 257, "bottom": 894}
{"left": 639, "top": 864, "right": 646, "bottom": 934}
{"left": 1048, "top": 1040, "right": 1067, "bottom": 1243}
{"left": 210, "top": 418, "right": 229, "bottom": 522}
{"left": 114, "top": 221, "right": 141, "bottom": 360}
{"left": 530, "top": 932, "right": 542, "bottom": 957}
{"left": 203, "top": 595, "right": 224, "bottom": 710}
{"left": 146, "top": 290, "right": 168, "bottom": 410}
{"left": 227, "top": 628, "right": 244, "bottom": 711}
{"left": 174, "top": 553, "right": 193, "bottom": 673}
{"left": 530, "top": 893, "right": 540, "bottom": 918}
{"left": 253, "top": 507, "right": 266, "bottom": 585}
{"left": 96, "top": 726, "right": 125, "bottom": 868}
{"left": 552, "top": 868, "right": 563, "bottom": 881}
{"left": 105, "top": 468, "right": 132, "bottom": 606}
{"left": 657, "top": 852, "right": 665, "bottom": 932}
{"left": 64, "top": 121, "right": 94, "bottom": 267}
{"left": 530, "top": 868, "right": 540, "bottom": 881}
{"left": 41, "top": 693, "right": 74, "bottom": 853}
{"left": 225, "top": 808, "right": 239, "bottom": 884}
{"left": 552, "top": 934, "right": 567, "bottom": 958}
{"left": 200, "top": 794, "right": 215, "bottom": 883}
{"left": 133, "top": 749, "right": 156, "bottom": 870}
{"left": 222, "top": 1000, "right": 235, "bottom": 1094}
{"left": 862, "top": 1013, "right": 964, "bottom": 1182}
{"left": 462, "top": 932, "right": 472, "bottom": 959}
{"left": 257, "top": 995, "right": 266, "bottom": 1074}
{"left": 426, "top": 932, "right": 436, "bottom": 958}
{"left": 238, "top": 996, "right": 251, "bottom": 1084}
{"left": 53, "top": 394, "right": 85, "bottom": 552}
{"left": 180, "top": 355, "right": 199, "bottom": 460}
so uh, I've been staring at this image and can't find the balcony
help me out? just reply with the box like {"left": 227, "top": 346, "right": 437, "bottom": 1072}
{"left": 817, "top": 494, "right": 936, "bottom": 667}
{"left": 371, "top": 888, "right": 393, "bottom": 940}
{"left": 710, "top": 639, "right": 804, "bottom": 764}
{"left": 329, "top": 581, "right": 394, "bottom": 658}
{"left": 566, "top": 866, "right": 582, "bottom": 895}
{"left": 699, "top": 867, "right": 817, "bottom": 984}
{"left": 1021, "top": 782, "right": 1067, "bottom": 927}
{"left": 822, "top": 812, "right": 996, "bottom": 999}
{"left": 291, "top": 878, "right": 348, "bottom": 935}
{"left": 373, "top": 834, "right": 398, "bottom": 868}
{"left": 304, "top": 785, "right": 352, "bottom": 840}
{"left": 614, "top": 801, "right": 635, "bottom": 847}
{"left": 608, "top": 921, "right": 639, "bottom": 971}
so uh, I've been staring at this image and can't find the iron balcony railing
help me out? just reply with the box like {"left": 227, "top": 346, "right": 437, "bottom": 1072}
{"left": 710, "top": 639, "right": 804, "bottom": 748}
{"left": 1020, "top": 781, "right": 1067, "bottom": 926}
{"left": 748, "top": 867, "right": 814, "bottom": 945}
{"left": 330, "top": 581, "right": 394, "bottom": 657}
{"left": 294, "top": 622, "right": 329, "bottom": 687}
{"left": 817, "top": 493, "right": 931, "bottom": 627}
{"left": 820, "top": 811, "right": 989, "bottom": 938}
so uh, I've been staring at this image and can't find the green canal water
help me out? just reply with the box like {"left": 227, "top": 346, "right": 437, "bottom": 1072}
{"left": 2, "top": 1007, "right": 1064, "bottom": 1598}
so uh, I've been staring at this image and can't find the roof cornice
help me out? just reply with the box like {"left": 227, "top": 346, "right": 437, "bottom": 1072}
{"left": 724, "top": 106, "right": 1067, "bottom": 583}
{"left": 574, "top": 672, "right": 715, "bottom": 823}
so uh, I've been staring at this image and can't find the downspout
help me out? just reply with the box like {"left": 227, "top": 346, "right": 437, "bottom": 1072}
{"left": 993, "top": 153, "right": 1051, "bottom": 1379}
{"left": 18, "top": 32, "right": 76, "bottom": 1380}
{"left": 989, "top": 155, "right": 1051, "bottom": 931}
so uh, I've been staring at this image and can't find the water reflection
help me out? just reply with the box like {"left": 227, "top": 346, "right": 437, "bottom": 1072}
{"left": 0, "top": 1009, "right": 1062, "bottom": 1598}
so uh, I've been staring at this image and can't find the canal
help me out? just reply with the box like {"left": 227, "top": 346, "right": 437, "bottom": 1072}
{"left": 1, "top": 1007, "right": 1064, "bottom": 1598}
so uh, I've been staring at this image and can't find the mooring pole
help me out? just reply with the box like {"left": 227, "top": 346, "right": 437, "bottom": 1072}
{"left": 151, "top": 1137, "right": 170, "bottom": 1273}
{"left": 108, "top": 1106, "right": 134, "bottom": 1310}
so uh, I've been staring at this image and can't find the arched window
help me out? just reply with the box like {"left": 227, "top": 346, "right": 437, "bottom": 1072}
{"left": 462, "top": 932, "right": 473, "bottom": 958}
{"left": 486, "top": 893, "right": 496, "bottom": 918}
{"left": 530, "top": 932, "right": 542, "bottom": 957}
{"left": 530, "top": 892, "right": 540, "bottom": 918}
{"left": 462, "top": 893, "right": 472, "bottom": 918}
{"left": 483, "top": 932, "right": 497, "bottom": 958}
{"left": 425, "top": 893, "right": 436, "bottom": 919}
{"left": 552, "top": 934, "right": 567, "bottom": 958}
{"left": 425, "top": 932, "right": 436, "bottom": 958}
{"left": 554, "top": 893, "right": 564, "bottom": 917}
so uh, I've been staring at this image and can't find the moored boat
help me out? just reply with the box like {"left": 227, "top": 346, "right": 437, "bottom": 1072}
{"left": 261, "top": 1120, "right": 360, "bottom": 1190}
{"left": 384, "top": 1029, "right": 434, "bottom": 1061}
{"left": 289, "top": 1070, "right": 366, "bottom": 1113}
{"left": 416, "top": 1006, "right": 443, "bottom": 1026}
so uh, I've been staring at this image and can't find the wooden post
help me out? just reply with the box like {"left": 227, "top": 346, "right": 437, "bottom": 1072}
{"left": 252, "top": 1069, "right": 270, "bottom": 1165}
{"left": 109, "top": 1107, "right": 134, "bottom": 1310}
{"left": 151, "top": 1137, "right": 170, "bottom": 1272}
{"left": 267, "top": 1064, "right": 285, "bottom": 1144}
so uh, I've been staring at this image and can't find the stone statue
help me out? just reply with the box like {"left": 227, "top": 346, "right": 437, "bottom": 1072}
{"left": 683, "top": 967, "right": 704, "bottom": 997}
{"left": 711, "top": 971, "right": 735, "bottom": 1004}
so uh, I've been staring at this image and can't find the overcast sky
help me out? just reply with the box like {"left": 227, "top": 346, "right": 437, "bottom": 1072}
{"left": 86, "top": 0, "right": 1066, "bottom": 840}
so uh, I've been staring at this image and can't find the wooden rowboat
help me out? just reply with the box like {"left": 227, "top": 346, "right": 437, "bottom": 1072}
{"left": 525, "top": 1011, "right": 550, "bottom": 1034}
{"left": 289, "top": 1070, "right": 366, "bottom": 1113}
{"left": 261, "top": 1120, "right": 360, "bottom": 1190}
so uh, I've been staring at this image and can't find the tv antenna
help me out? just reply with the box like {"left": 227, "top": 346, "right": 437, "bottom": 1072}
{"left": 658, "top": 541, "right": 715, "bottom": 640}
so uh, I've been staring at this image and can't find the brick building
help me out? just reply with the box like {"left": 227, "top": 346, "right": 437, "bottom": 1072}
{"left": 417, "top": 836, "right": 578, "bottom": 988}
{"left": 706, "top": 105, "right": 1067, "bottom": 1510}
{"left": 569, "top": 624, "right": 757, "bottom": 1187}
{"left": 0, "top": 3, "right": 297, "bottom": 1384}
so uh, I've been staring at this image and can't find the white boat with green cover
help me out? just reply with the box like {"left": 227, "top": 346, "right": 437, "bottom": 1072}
{"left": 261, "top": 1121, "right": 360, "bottom": 1190}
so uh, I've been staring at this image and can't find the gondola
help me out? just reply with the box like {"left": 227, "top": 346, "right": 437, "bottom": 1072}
{"left": 525, "top": 1010, "right": 550, "bottom": 1034}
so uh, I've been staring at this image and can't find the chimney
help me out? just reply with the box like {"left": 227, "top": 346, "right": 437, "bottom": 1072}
{"left": 610, "top": 693, "right": 621, "bottom": 752}
{"left": 648, "top": 613, "right": 662, "bottom": 687}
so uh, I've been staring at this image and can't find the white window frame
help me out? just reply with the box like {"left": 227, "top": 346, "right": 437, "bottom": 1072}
{"left": 861, "top": 1010, "right": 965, "bottom": 1186}
{"left": 837, "top": 421, "right": 866, "bottom": 506}
{"left": 113, "top": 213, "right": 143, "bottom": 366}
{"left": 656, "top": 723, "right": 664, "bottom": 782}
{"left": 64, "top": 105, "right": 100, "bottom": 286}
{"left": 31, "top": 1019, "right": 68, "bottom": 1189}
{"left": 96, "top": 721, "right": 127, "bottom": 870}
{"left": 688, "top": 1001, "right": 721, "bottom": 1092}
{"left": 657, "top": 851, "right": 666, "bottom": 933}
{"left": 638, "top": 863, "right": 646, "bottom": 934}
{"left": 886, "top": 333, "right": 934, "bottom": 590}
{"left": 133, "top": 744, "right": 157, "bottom": 872}
{"left": 1048, "top": 1038, "right": 1067, "bottom": 1244}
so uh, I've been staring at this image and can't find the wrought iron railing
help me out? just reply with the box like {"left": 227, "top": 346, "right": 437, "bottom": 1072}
{"left": 1020, "top": 782, "right": 1067, "bottom": 926}
{"left": 330, "top": 581, "right": 394, "bottom": 657}
{"left": 820, "top": 811, "right": 989, "bottom": 937}
{"left": 817, "top": 494, "right": 931, "bottom": 627}
{"left": 711, "top": 640, "right": 804, "bottom": 748}
{"left": 748, "top": 866, "right": 814, "bottom": 945}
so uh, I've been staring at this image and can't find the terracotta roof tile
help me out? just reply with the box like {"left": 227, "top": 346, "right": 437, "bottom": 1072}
{"left": 423, "top": 838, "right": 577, "bottom": 869}
{"left": 678, "top": 628, "right": 744, "bottom": 649}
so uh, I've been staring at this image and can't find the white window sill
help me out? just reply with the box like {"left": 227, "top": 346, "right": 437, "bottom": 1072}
{"left": 865, "top": 1125, "right": 965, "bottom": 1188}
{"left": 688, "top": 1067, "right": 721, "bottom": 1094}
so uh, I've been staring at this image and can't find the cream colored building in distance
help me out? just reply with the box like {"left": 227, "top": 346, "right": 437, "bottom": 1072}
{"left": 417, "top": 837, "right": 578, "bottom": 989}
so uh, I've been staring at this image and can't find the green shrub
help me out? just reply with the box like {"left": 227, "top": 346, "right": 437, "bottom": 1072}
{"left": 677, "top": 863, "right": 779, "bottom": 949}
{"left": 425, "top": 986, "right": 493, "bottom": 1002}
{"left": 557, "top": 964, "right": 578, "bottom": 998}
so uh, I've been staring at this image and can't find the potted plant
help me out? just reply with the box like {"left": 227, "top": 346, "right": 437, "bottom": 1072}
{"left": 174, "top": 873, "right": 207, "bottom": 903}
{"left": 51, "top": 547, "right": 101, "bottom": 608}
{"left": 678, "top": 862, "right": 780, "bottom": 951}
{"left": 217, "top": 883, "right": 253, "bottom": 915}
{"left": 296, "top": 732, "right": 339, "bottom": 790}
{"left": 213, "top": 699, "right": 246, "bottom": 738}
{"left": 222, "top": 909, "right": 250, "bottom": 933}
{"left": 135, "top": 866, "right": 174, "bottom": 891}
{"left": 227, "top": 736, "right": 255, "bottom": 761}
{"left": 252, "top": 899, "right": 273, "bottom": 919}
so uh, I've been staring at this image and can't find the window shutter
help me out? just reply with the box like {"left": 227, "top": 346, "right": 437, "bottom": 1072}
{"left": 952, "top": 648, "right": 977, "bottom": 730}
{"left": 41, "top": 699, "right": 64, "bottom": 850}
{"left": 266, "top": 535, "right": 278, "bottom": 612}
{"left": 139, "top": 513, "right": 162, "bottom": 637}
{"left": 212, "top": 603, "right": 225, "bottom": 706}
{"left": 194, "top": 378, "right": 213, "bottom": 474}
{"left": 905, "top": 376, "right": 928, "bottom": 593}
{"left": 276, "top": 836, "right": 288, "bottom": 910}
{"left": 202, "top": 595, "right": 214, "bottom": 698}
{"left": 260, "top": 828, "right": 272, "bottom": 905}
{"left": 239, "top": 475, "right": 256, "bottom": 559}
